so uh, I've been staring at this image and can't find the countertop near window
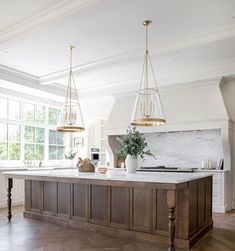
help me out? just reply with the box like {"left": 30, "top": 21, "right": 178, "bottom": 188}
{"left": 0, "top": 167, "right": 75, "bottom": 172}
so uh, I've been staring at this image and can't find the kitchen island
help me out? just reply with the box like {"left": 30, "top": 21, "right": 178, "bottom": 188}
{"left": 3, "top": 170, "right": 213, "bottom": 251}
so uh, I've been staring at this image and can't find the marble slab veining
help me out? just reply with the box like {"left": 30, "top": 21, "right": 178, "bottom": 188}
{"left": 138, "top": 129, "right": 223, "bottom": 168}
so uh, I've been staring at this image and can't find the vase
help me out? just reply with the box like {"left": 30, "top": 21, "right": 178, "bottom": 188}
{"left": 65, "top": 159, "right": 76, "bottom": 168}
{"left": 125, "top": 155, "right": 137, "bottom": 173}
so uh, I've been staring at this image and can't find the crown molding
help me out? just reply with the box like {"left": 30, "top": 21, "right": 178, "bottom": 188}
{"left": 0, "top": 64, "right": 38, "bottom": 82}
{"left": 159, "top": 77, "right": 223, "bottom": 92}
{"left": 0, "top": 65, "right": 67, "bottom": 98}
{"left": 77, "top": 57, "right": 235, "bottom": 97}
{"left": 81, "top": 76, "right": 223, "bottom": 99}
{"left": 0, "top": 0, "right": 100, "bottom": 45}
{"left": 0, "top": 86, "right": 62, "bottom": 106}
{"left": 39, "top": 23, "right": 235, "bottom": 85}
{"left": 1, "top": 56, "right": 235, "bottom": 100}
{"left": 77, "top": 58, "right": 235, "bottom": 99}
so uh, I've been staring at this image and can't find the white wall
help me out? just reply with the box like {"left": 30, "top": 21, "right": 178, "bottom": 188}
{"left": 0, "top": 172, "right": 24, "bottom": 208}
{"left": 220, "top": 79, "right": 235, "bottom": 208}
{"left": 71, "top": 96, "right": 115, "bottom": 159}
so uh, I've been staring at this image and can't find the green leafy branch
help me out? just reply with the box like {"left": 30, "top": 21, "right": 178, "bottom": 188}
{"left": 64, "top": 150, "right": 77, "bottom": 160}
{"left": 116, "top": 127, "right": 154, "bottom": 159}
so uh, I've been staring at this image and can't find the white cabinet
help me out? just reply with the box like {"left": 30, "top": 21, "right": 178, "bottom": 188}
{"left": 212, "top": 172, "right": 228, "bottom": 213}
{"left": 88, "top": 122, "right": 100, "bottom": 148}
{"left": 196, "top": 170, "right": 228, "bottom": 213}
{"left": 88, "top": 119, "right": 107, "bottom": 166}
{"left": 0, "top": 171, "right": 24, "bottom": 208}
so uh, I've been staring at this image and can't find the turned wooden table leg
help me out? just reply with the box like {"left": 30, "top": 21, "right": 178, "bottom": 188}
{"left": 7, "top": 178, "right": 13, "bottom": 222}
{"left": 167, "top": 190, "right": 176, "bottom": 251}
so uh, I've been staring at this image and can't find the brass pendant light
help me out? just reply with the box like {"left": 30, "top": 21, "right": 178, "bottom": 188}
{"left": 57, "top": 46, "right": 85, "bottom": 132}
{"left": 131, "top": 20, "right": 166, "bottom": 126}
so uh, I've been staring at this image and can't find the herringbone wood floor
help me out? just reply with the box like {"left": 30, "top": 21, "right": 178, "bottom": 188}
{"left": 0, "top": 207, "right": 235, "bottom": 251}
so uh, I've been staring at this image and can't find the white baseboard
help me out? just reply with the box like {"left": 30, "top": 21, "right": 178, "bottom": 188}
{"left": 213, "top": 204, "right": 230, "bottom": 213}
{"left": 0, "top": 199, "right": 24, "bottom": 209}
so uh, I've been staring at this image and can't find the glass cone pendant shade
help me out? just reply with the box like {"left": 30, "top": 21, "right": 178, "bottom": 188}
{"left": 131, "top": 20, "right": 166, "bottom": 127}
{"left": 57, "top": 46, "right": 85, "bottom": 132}
{"left": 131, "top": 88, "right": 165, "bottom": 126}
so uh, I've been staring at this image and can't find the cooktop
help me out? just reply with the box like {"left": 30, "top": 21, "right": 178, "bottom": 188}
{"left": 137, "top": 166, "right": 196, "bottom": 172}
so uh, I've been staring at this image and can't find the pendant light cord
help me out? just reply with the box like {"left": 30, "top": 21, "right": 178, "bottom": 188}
{"left": 145, "top": 23, "right": 148, "bottom": 91}
{"left": 69, "top": 47, "right": 72, "bottom": 114}
{"left": 138, "top": 21, "right": 160, "bottom": 92}
{"left": 145, "top": 22, "right": 148, "bottom": 53}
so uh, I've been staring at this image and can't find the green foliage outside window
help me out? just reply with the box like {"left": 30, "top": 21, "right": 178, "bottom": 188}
{"left": 24, "top": 103, "right": 34, "bottom": 122}
{"left": 35, "top": 105, "right": 45, "bottom": 123}
{"left": 48, "top": 108, "right": 59, "bottom": 125}
{"left": 49, "top": 130, "right": 65, "bottom": 160}
{"left": 0, "top": 98, "right": 65, "bottom": 161}
{"left": 0, "top": 143, "right": 7, "bottom": 160}
{"left": 24, "top": 144, "right": 34, "bottom": 160}
{"left": 9, "top": 143, "right": 20, "bottom": 160}
{"left": 24, "top": 126, "right": 45, "bottom": 160}
{"left": 0, "top": 123, "right": 20, "bottom": 160}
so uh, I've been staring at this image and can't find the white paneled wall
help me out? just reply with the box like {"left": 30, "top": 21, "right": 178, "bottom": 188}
{"left": 0, "top": 172, "right": 24, "bottom": 208}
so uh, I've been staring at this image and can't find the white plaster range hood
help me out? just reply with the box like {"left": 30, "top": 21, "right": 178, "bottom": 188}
{"left": 105, "top": 77, "right": 230, "bottom": 135}
{"left": 104, "top": 77, "right": 233, "bottom": 172}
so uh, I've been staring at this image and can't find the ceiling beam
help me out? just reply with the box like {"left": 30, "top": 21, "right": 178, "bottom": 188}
{"left": 39, "top": 23, "right": 235, "bottom": 85}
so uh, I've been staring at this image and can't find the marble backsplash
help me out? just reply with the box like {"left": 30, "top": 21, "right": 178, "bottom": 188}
{"left": 138, "top": 129, "right": 224, "bottom": 169}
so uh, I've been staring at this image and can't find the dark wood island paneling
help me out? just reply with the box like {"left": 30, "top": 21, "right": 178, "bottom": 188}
{"left": 21, "top": 175, "right": 213, "bottom": 250}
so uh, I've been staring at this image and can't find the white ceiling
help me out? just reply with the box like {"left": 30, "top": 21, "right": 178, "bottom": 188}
{"left": 1, "top": 0, "right": 235, "bottom": 99}
{"left": 0, "top": 0, "right": 59, "bottom": 31}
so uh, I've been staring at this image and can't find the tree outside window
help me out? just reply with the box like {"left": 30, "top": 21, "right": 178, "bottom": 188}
{"left": 0, "top": 96, "right": 66, "bottom": 162}
{"left": 0, "top": 123, "right": 20, "bottom": 160}
{"left": 49, "top": 130, "right": 65, "bottom": 160}
{"left": 9, "top": 100, "right": 21, "bottom": 120}
{"left": 35, "top": 105, "right": 45, "bottom": 123}
{"left": 0, "top": 97, "right": 7, "bottom": 119}
{"left": 24, "top": 103, "right": 34, "bottom": 122}
{"left": 24, "top": 126, "right": 45, "bottom": 160}
{"left": 48, "top": 108, "right": 60, "bottom": 125}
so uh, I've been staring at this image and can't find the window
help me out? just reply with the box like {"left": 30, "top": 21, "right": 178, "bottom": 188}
{"left": 0, "top": 98, "right": 7, "bottom": 118}
{"left": 9, "top": 100, "right": 21, "bottom": 120}
{"left": 0, "top": 124, "right": 7, "bottom": 159}
{"left": 49, "top": 130, "right": 65, "bottom": 160}
{"left": 35, "top": 105, "right": 45, "bottom": 123}
{"left": 24, "top": 103, "right": 34, "bottom": 122}
{"left": 24, "top": 126, "right": 45, "bottom": 160}
{"left": 48, "top": 107, "right": 60, "bottom": 125}
{"left": 0, "top": 96, "right": 66, "bottom": 162}
{"left": 0, "top": 123, "right": 20, "bottom": 160}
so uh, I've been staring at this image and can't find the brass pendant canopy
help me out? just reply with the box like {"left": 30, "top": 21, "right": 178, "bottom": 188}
{"left": 131, "top": 20, "right": 166, "bottom": 126}
{"left": 57, "top": 46, "right": 85, "bottom": 132}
